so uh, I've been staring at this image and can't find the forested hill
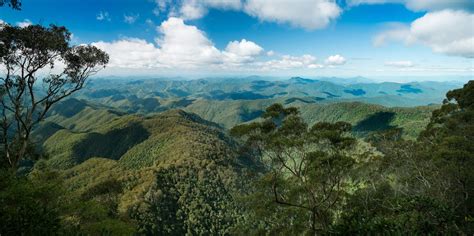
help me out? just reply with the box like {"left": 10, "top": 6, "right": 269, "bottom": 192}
{"left": 3, "top": 81, "right": 473, "bottom": 234}
{"left": 39, "top": 98, "right": 436, "bottom": 140}
{"left": 32, "top": 107, "right": 253, "bottom": 234}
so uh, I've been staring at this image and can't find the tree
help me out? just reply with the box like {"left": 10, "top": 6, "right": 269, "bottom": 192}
{"left": 417, "top": 80, "right": 474, "bottom": 232}
{"left": 0, "top": 0, "right": 21, "bottom": 10}
{"left": 0, "top": 24, "right": 109, "bottom": 169}
{"left": 332, "top": 81, "right": 474, "bottom": 234}
{"left": 231, "top": 104, "right": 364, "bottom": 234}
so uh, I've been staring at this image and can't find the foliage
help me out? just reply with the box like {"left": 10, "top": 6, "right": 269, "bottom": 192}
{"left": 0, "top": 164, "right": 134, "bottom": 235}
{"left": 0, "top": 24, "right": 108, "bottom": 169}
{"left": 0, "top": 168, "right": 63, "bottom": 235}
{"left": 131, "top": 161, "right": 240, "bottom": 235}
{"left": 2, "top": 79, "right": 472, "bottom": 234}
{"left": 231, "top": 103, "right": 377, "bottom": 234}
{"left": 416, "top": 80, "right": 474, "bottom": 232}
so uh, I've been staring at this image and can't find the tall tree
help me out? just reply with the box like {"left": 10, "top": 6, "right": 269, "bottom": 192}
{"left": 417, "top": 80, "right": 474, "bottom": 232}
{"left": 0, "top": 24, "right": 109, "bottom": 169}
{"left": 231, "top": 104, "right": 366, "bottom": 234}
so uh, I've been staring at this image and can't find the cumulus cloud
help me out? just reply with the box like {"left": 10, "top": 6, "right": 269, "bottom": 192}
{"left": 97, "top": 11, "right": 111, "bottom": 21}
{"left": 93, "top": 17, "right": 264, "bottom": 69}
{"left": 92, "top": 17, "right": 350, "bottom": 72}
{"left": 385, "top": 60, "right": 415, "bottom": 67}
{"left": 124, "top": 13, "right": 139, "bottom": 24}
{"left": 154, "top": 0, "right": 241, "bottom": 20}
{"left": 375, "top": 10, "right": 474, "bottom": 58}
{"left": 92, "top": 38, "right": 162, "bottom": 69}
{"left": 153, "top": 0, "right": 340, "bottom": 30}
{"left": 156, "top": 17, "right": 223, "bottom": 67}
{"left": 179, "top": 1, "right": 207, "bottom": 20}
{"left": 347, "top": 0, "right": 474, "bottom": 11}
{"left": 404, "top": 0, "right": 474, "bottom": 11}
{"left": 325, "top": 54, "right": 346, "bottom": 65}
{"left": 225, "top": 39, "right": 263, "bottom": 57}
{"left": 259, "top": 55, "right": 323, "bottom": 70}
{"left": 244, "top": 0, "right": 341, "bottom": 30}
{"left": 16, "top": 19, "right": 32, "bottom": 28}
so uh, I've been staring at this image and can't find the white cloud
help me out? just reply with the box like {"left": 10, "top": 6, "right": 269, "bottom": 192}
{"left": 97, "top": 11, "right": 111, "bottom": 21}
{"left": 266, "top": 50, "right": 275, "bottom": 56}
{"left": 156, "top": 17, "right": 223, "bottom": 67}
{"left": 16, "top": 19, "right": 32, "bottom": 28}
{"left": 404, "top": 0, "right": 474, "bottom": 11}
{"left": 223, "top": 39, "right": 263, "bottom": 64}
{"left": 179, "top": 1, "right": 207, "bottom": 20}
{"left": 385, "top": 60, "right": 415, "bottom": 67}
{"left": 91, "top": 17, "right": 353, "bottom": 73}
{"left": 244, "top": 0, "right": 341, "bottom": 30}
{"left": 375, "top": 10, "right": 474, "bottom": 58}
{"left": 259, "top": 54, "right": 321, "bottom": 70}
{"left": 225, "top": 39, "right": 263, "bottom": 57}
{"left": 92, "top": 38, "right": 162, "bottom": 69}
{"left": 347, "top": 0, "right": 474, "bottom": 11}
{"left": 124, "top": 13, "right": 139, "bottom": 24}
{"left": 154, "top": 0, "right": 241, "bottom": 20}
{"left": 94, "top": 17, "right": 263, "bottom": 70}
{"left": 153, "top": 0, "right": 339, "bottom": 30}
{"left": 325, "top": 54, "right": 346, "bottom": 65}
{"left": 308, "top": 63, "right": 324, "bottom": 69}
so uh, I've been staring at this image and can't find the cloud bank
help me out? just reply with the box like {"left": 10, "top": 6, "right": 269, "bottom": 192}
{"left": 153, "top": 0, "right": 341, "bottom": 30}
{"left": 375, "top": 10, "right": 474, "bottom": 58}
{"left": 92, "top": 17, "right": 339, "bottom": 72}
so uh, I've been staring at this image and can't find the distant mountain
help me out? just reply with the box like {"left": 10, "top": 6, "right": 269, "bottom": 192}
{"left": 75, "top": 77, "right": 460, "bottom": 112}
{"left": 48, "top": 76, "right": 459, "bottom": 138}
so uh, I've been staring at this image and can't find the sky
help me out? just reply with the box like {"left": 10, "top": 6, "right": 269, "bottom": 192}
{"left": 0, "top": 0, "right": 473, "bottom": 81}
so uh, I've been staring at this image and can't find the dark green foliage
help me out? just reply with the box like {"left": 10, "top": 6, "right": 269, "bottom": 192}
{"left": 416, "top": 80, "right": 474, "bottom": 232}
{"left": 72, "top": 122, "right": 150, "bottom": 163}
{"left": 0, "top": 165, "right": 135, "bottom": 235}
{"left": 0, "top": 24, "right": 108, "bottom": 169}
{"left": 231, "top": 103, "right": 365, "bottom": 234}
{"left": 353, "top": 111, "right": 396, "bottom": 133}
{"left": 132, "top": 162, "right": 238, "bottom": 235}
{"left": 0, "top": 169, "right": 62, "bottom": 235}
{"left": 2, "top": 78, "right": 472, "bottom": 234}
{"left": 232, "top": 80, "right": 474, "bottom": 234}
{"left": 333, "top": 186, "right": 458, "bottom": 234}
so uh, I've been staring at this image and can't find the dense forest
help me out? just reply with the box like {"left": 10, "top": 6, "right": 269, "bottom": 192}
{"left": 1, "top": 3, "right": 473, "bottom": 235}
{"left": 1, "top": 79, "right": 473, "bottom": 235}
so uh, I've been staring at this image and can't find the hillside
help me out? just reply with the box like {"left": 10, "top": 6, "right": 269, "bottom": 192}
{"left": 184, "top": 99, "right": 436, "bottom": 138}
{"left": 38, "top": 108, "right": 251, "bottom": 234}
{"left": 42, "top": 108, "right": 238, "bottom": 169}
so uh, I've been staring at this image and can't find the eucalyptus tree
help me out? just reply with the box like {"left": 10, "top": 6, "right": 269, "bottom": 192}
{"left": 0, "top": 24, "right": 109, "bottom": 169}
{"left": 231, "top": 104, "right": 360, "bottom": 234}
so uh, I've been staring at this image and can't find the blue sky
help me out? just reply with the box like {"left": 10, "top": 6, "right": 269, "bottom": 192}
{"left": 0, "top": 0, "right": 473, "bottom": 81}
